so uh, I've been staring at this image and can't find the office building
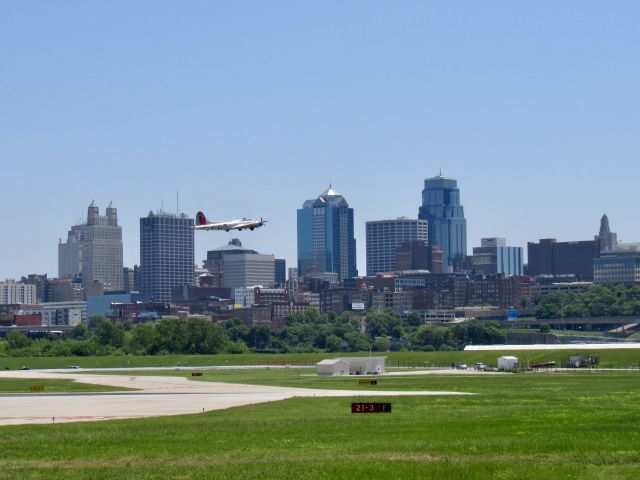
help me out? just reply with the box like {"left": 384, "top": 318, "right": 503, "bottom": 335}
{"left": 527, "top": 238, "right": 599, "bottom": 281}
{"left": 58, "top": 201, "right": 124, "bottom": 291}
{"left": 203, "top": 239, "right": 257, "bottom": 287}
{"left": 297, "top": 185, "right": 357, "bottom": 281}
{"left": 365, "top": 218, "right": 428, "bottom": 275}
{"left": 395, "top": 241, "right": 443, "bottom": 273}
{"left": 21, "top": 274, "right": 47, "bottom": 303}
{"left": 140, "top": 211, "right": 194, "bottom": 303}
{"left": 20, "top": 301, "right": 86, "bottom": 326}
{"left": 86, "top": 291, "right": 135, "bottom": 319}
{"left": 222, "top": 252, "right": 275, "bottom": 290}
{"left": 472, "top": 238, "right": 523, "bottom": 276}
{"left": 594, "top": 244, "right": 640, "bottom": 286}
{"left": 0, "top": 280, "right": 36, "bottom": 305}
{"left": 418, "top": 175, "right": 467, "bottom": 269}
{"left": 46, "top": 278, "right": 83, "bottom": 302}
{"left": 275, "top": 259, "right": 286, "bottom": 287}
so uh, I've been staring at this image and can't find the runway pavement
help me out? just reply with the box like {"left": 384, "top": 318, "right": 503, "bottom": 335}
{"left": 0, "top": 371, "right": 474, "bottom": 426}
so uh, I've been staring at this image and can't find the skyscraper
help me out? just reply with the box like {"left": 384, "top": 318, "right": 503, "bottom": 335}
{"left": 297, "top": 186, "right": 357, "bottom": 281}
{"left": 418, "top": 175, "right": 467, "bottom": 269}
{"left": 365, "top": 218, "right": 428, "bottom": 275}
{"left": 140, "top": 211, "right": 194, "bottom": 302}
{"left": 58, "top": 201, "right": 123, "bottom": 291}
{"left": 596, "top": 214, "right": 618, "bottom": 252}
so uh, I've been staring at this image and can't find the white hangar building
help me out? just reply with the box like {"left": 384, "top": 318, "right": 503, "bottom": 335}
{"left": 316, "top": 357, "right": 386, "bottom": 376}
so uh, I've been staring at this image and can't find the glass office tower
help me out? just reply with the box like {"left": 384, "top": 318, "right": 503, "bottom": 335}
{"left": 297, "top": 186, "right": 357, "bottom": 282}
{"left": 418, "top": 175, "right": 467, "bottom": 270}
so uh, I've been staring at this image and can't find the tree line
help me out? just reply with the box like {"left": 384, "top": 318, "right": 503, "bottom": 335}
{"left": 535, "top": 284, "right": 640, "bottom": 319}
{"left": 0, "top": 310, "right": 505, "bottom": 357}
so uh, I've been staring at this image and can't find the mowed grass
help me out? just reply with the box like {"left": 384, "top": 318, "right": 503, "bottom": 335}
{"left": 2, "top": 347, "right": 640, "bottom": 370}
{"left": 0, "top": 378, "right": 127, "bottom": 393}
{"left": 0, "top": 373, "right": 638, "bottom": 479}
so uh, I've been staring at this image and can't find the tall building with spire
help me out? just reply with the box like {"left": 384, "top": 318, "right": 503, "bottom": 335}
{"left": 418, "top": 175, "right": 467, "bottom": 269}
{"left": 58, "top": 201, "right": 124, "bottom": 291}
{"left": 596, "top": 214, "right": 618, "bottom": 252}
{"left": 297, "top": 185, "right": 357, "bottom": 281}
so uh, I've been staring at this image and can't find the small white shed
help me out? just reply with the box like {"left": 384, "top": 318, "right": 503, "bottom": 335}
{"left": 498, "top": 356, "right": 519, "bottom": 370}
{"left": 342, "top": 357, "right": 386, "bottom": 375}
{"left": 316, "top": 358, "right": 350, "bottom": 376}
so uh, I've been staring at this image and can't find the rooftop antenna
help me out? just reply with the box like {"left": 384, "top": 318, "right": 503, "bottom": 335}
{"left": 176, "top": 188, "right": 179, "bottom": 214}
{"left": 439, "top": 167, "right": 442, "bottom": 177}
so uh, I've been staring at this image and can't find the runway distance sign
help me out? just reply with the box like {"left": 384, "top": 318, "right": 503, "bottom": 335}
{"left": 191, "top": 372, "right": 203, "bottom": 377}
{"left": 358, "top": 379, "right": 377, "bottom": 385}
{"left": 30, "top": 385, "right": 44, "bottom": 392}
{"left": 351, "top": 402, "right": 392, "bottom": 413}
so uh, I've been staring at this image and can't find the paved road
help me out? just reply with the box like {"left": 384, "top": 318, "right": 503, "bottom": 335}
{"left": 0, "top": 371, "right": 473, "bottom": 426}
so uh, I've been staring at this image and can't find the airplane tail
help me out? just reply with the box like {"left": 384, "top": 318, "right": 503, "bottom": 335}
{"left": 196, "top": 211, "right": 208, "bottom": 226}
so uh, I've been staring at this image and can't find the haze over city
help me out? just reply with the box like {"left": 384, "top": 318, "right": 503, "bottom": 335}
{"left": 2, "top": 1, "right": 639, "bottom": 279}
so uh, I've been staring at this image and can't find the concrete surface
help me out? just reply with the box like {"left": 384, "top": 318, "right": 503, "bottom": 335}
{"left": 0, "top": 371, "right": 473, "bottom": 426}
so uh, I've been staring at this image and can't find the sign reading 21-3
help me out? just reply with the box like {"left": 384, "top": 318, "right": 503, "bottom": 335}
{"left": 351, "top": 402, "right": 392, "bottom": 414}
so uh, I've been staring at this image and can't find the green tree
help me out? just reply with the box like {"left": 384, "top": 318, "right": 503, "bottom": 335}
{"left": 6, "top": 330, "right": 31, "bottom": 349}
{"left": 94, "top": 319, "right": 125, "bottom": 347}
{"left": 325, "top": 334, "right": 344, "bottom": 352}
{"left": 405, "top": 312, "right": 422, "bottom": 328}
{"left": 125, "top": 323, "right": 158, "bottom": 355}
{"left": 67, "top": 323, "right": 88, "bottom": 340}
{"left": 372, "top": 337, "right": 391, "bottom": 352}
{"left": 343, "top": 331, "right": 371, "bottom": 352}
{"left": 247, "top": 325, "right": 272, "bottom": 350}
{"left": 185, "top": 318, "right": 228, "bottom": 354}
{"left": 155, "top": 318, "right": 189, "bottom": 353}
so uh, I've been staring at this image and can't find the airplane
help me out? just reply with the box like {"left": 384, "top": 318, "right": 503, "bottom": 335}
{"left": 195, "top": 211, "right": 267, "bottom": 232}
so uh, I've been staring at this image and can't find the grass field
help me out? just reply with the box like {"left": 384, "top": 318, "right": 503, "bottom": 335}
{"left": 0, "top": 372, "right": 638, "bottom": 479}
{"left": 0, "top": 378, "right": 127, "bottom": 393}
{"left": 2, "top": 348, "right": 640, "bottom": 370}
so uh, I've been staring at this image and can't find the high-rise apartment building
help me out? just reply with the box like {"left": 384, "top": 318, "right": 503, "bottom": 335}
{"left": 140, "top": 211, "right": 194, "bottom": 303}
{"left": 297, "top": 186, "right": 357, "bottom": 281}
{"left": 0, "top": 280, "right": 36, "bottom": 304}
{"left": 58, "top": 201, "right": 123, "bottom": 290}
{"left": 472, "top": 238, "right": 523, "bottom": 276}
{"left": 365, "top": 218, "right": 428, "bottom": 275}
{"left": 418, "top": 175, "right": 467, "bottom": 269}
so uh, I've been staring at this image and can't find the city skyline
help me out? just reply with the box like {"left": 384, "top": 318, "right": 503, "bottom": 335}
{"left": 2, "top": 2, "right": 640, "bottom": 279}
{"left": 0, "top": 182, "right": 634, "bottom": 281}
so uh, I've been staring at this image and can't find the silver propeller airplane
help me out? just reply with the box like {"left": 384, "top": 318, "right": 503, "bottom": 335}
{"left": 195, "top": 211, "right": 267, "bottom": 232}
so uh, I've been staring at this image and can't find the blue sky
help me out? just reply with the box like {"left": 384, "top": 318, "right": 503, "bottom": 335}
{"left": 2, "top": 1, "right": 639, "bottom": 279}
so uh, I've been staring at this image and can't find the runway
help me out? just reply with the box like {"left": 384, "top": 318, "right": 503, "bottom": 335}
{"left": 0, "top": 371, "right": 473, "bottom": 426}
